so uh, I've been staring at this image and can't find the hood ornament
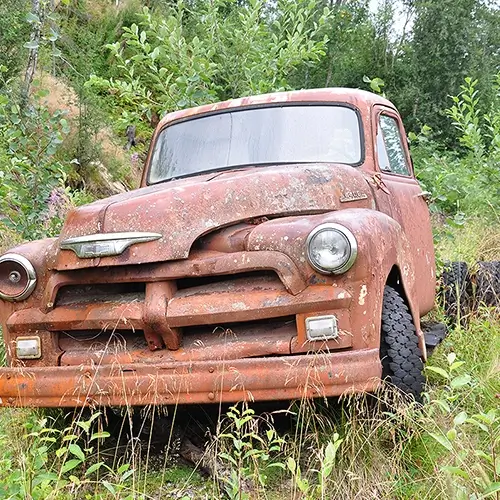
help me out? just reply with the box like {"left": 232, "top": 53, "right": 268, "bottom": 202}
{"left": 60, "top": 232, "right": 162, "bottom": 258}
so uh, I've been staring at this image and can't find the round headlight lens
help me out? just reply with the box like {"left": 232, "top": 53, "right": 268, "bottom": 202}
{"left": 306, "top": 224, "right": 357, "bottom": 274}
{"left": 0, "top": 254, "right": 37, "bottom": 301}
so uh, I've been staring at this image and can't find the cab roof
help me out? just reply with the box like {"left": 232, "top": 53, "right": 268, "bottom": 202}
{"left": 159, "top": 88, "right": 396, "bottom": 128}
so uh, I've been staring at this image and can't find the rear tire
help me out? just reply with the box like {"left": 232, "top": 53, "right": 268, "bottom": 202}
{"left": 441, "top": 261, "right": 472, "bottom": 323}
{"left": 380, "top": 285, "right": 425, "bottom": 402}
{"left": 475, "top": 261, "right": 500, "bottom": 307}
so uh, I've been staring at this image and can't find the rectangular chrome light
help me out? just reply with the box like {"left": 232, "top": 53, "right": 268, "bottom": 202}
{"left": 60, "top": 232, "right": 162, "bottom": 258}
{"left": 305, "top": 315, "right": 339, "bottom": 341}
{"left": 16, "top": 336, "right": 42, "bottom": 359}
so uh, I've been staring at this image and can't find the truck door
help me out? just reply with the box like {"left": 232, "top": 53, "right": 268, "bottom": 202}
{"left": 373, "top": 105, "right": 436, "bottom": 315}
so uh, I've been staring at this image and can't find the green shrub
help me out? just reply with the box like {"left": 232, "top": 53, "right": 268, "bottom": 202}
{"left": 412, "top": 74, "right": 500, "bottom": 218}
{"left": 0, "top": 86, "right": 74, "bottom": 240}
{"left": 86, "top": 0, "right": 331, "bottom": 135}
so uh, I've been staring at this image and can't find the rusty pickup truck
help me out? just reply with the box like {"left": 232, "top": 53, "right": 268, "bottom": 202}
{"left": 0, "top": 88, "right": 437, "bottom": 407}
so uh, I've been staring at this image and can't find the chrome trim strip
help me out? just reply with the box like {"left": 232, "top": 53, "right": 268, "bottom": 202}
{"left": 60, "top": 232, "right": 162, "bottom": 258}
{"left": 0, "top": 253, "right": 37, "bottom": 301}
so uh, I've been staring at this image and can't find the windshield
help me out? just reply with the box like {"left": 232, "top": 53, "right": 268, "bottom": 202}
{"left": 148, "top": 105, "right": 362, "bottom": 184}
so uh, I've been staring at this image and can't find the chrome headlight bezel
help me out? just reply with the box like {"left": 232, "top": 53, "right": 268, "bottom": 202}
{"left": 306, "top": 223, "right": 358, "bottom": 275}
{"left": 0, "top": 253, "right": 37, "bottom": 301}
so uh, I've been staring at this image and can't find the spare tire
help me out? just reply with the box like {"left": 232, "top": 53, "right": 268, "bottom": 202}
{"left": 475, "top": 261, "right": 500, "bottom": 307}
{"left": 380, "top": 285, "right": 425, "bottom": 402}
{"left": 441, "top": 261, "right": 472, "bottom": 323}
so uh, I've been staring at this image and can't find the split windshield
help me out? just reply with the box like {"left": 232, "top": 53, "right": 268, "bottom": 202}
{"left": 148, "top": 105, "right": 362, "bottom": 184}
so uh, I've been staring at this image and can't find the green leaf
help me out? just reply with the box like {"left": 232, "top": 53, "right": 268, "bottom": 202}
{"left": 465, "top": 418, "right": 488, "bottom": 432}
{"left": 450, "top": 374, "right": 471, "bottom": 389}
{"left": 475, "top": 450, "right": 493, "bottom": 464}
{"left": 102, "top": 481, "right": 116, "bottom": 495}
{"left": 481, "top": 483, "right": 500, "bottom": 498}
{"left": 441, "top": 466, "right": 469, "bottom": 479}
{"left": 36, "top": 89, "right": 50, "bottom": 98}
{"left": 69, "top": 475, "right": 80, "bottom": 485}
{"left": 446, "top": 428, "right": 457, "bottom": 441}
{"left": 69, "top": 443, "right": 85, "bottom": 461}
{"left": 56, "top": 446, "right": 68, "bottom": 458}
{"left": 26, "top": 12, "right": 40, "bottom": 23}
{"left": 218, "top": 452, "right": 237, "bottom": 466}
{"left": 121, "top": 469, "right": 134, "bottom": 481}
{"left": 425, "top": 366, "right": 449, "bottom": 379}
{"left": 453, "top": 411, "right": 468, "bottom": 426}
{"left": 85, "top": 461, "right": 105, "bottom": 476}
{"left": 450, "top": 360, "right": 465, "bottom": 372}
{"left": 61, "top": 459, "right": 82, "bottom": 474}
{"left": 429, "top": 432, "right": 453, "bottom": 451}
{"left": 151, "top": 46, "right": 160, "bottom": 61}
{"left": 48, "top": 28, "right": 59, "bottom": 42}
{"left": 117, "top": 463, "right": 130, "bottom": 475}
{"left": 24, "top": 41, "right": 39, "bottom": 50}
{"left": 90, "top": 431, "right": 110, "bottom": 441}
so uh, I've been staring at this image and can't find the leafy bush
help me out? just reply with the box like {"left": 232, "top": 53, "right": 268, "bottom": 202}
{"left": 0, "top": 85, "right": 73, "bottom": 240}
{"left": 0, "top": 0, "right": 30, "bottom": 84}
{"left": 86, "top": 0, "right": 331, "bottom": 135}
{"left": 412, "top": 74, "right": 500, "bottom": 218}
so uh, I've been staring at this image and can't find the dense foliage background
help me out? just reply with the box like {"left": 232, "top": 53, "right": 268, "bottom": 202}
{"left": 0, "top": 0, "right": 499, "bottom": 241}
{"left": 0, "top": 1, "right": 498, "bottom": 499}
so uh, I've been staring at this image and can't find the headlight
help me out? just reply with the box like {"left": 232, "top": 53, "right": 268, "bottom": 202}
{"left": 306, "top": 223, "right": 357, "bottom": 274}
{"left": 0, "top": 254, "right": 37, "bottom": 301}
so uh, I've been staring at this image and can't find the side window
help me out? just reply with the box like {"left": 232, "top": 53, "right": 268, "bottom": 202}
{"left": 377, "top": 115, "right": 410, "bottom": 176}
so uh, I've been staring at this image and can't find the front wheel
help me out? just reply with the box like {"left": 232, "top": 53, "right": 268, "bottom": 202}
{"left": 380, "top": 285, "right": 425, "bottom": 402}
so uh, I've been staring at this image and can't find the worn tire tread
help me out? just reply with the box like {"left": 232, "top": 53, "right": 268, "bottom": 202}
{"left": 441, "top": 261, "right": 471, "bottom": 321}
{"left": 380, "top": 286, "right": 424, "bottom": 401}
{"left": 476, "top": 261, "right": 500, "bottom": 307}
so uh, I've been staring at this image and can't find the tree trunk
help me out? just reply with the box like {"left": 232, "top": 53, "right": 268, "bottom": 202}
{"left": 23, "top": 0, "right": 43, "bottom": 103}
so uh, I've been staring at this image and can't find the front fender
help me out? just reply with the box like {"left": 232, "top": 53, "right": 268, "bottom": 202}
{"left": 247, "top": 209, "right": 426, "bottom": 355}
{"left": 0, "top": 238, "right": 58, "bottom": 361}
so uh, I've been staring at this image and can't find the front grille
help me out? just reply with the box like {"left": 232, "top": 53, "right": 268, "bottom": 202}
{"left": 51, "top": 270, "right": 302, "bottom": 353}
{"left": 55, "top": 283, "right": 146, "bottom": 306}
{"left": 54, "top": 271, "right": 280, "bottom": 306}
{"left": 176, "top": 270, "right": 279, "bottom": 291}
{"left": 176, "top": 271, "right": 283, "bottom": 298}
{"left": 57, "top": 316, "right": 297, "bottom": 365}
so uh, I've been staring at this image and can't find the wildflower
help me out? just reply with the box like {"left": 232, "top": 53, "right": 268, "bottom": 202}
{"left": 44, "top": 186, "right": 70, "bottom": 224}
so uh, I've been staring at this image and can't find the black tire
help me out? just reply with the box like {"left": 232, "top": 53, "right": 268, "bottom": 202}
{"left": 475, "top": 261, "right": 500, "bottom": 307}
{"left": 380, "top": 285, "right": 425, "bottom": 402}
{"left": 441, "top": 261, "right": 472, "bottom": 323}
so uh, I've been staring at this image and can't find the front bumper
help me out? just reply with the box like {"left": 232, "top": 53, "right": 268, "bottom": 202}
{"left": 0, "top": 348, "right": 381, "bottom": 407}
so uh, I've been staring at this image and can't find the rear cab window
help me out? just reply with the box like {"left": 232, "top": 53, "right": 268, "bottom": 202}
{"left": 376, "top": 114, "right": 411, "bottom": 176}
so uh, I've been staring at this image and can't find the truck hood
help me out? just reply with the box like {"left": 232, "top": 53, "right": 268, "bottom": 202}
{"left": 53, "top": 163, "right": 374, "bottom": 270}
